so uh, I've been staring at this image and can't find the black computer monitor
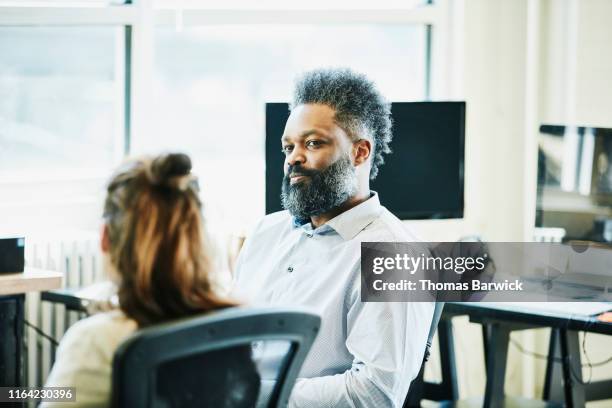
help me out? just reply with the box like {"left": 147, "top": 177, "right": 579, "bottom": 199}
{"left": 536, "top": 124, "right": 612, "bottom": 241}
{"left": 265, "top": 101, "right": 465, "bottom": 220}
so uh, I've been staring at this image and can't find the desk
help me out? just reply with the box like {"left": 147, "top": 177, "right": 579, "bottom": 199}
{"left": 423, "top": 302, "right": 612, "bottom": 408}
{"left": 0, "top": 268, "right": 62, "bottom": 388}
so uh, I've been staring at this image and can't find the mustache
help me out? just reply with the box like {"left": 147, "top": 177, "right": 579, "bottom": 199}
{"left": 285, "top": 164, "right": 319, "bottom": 178}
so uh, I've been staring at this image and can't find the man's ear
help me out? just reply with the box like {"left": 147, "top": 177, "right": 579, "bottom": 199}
{"left": 352, "top": 139, "right": 372, "bottom": 166}
{"left": 101, "top": 224, "right": 111, "bottom": 253}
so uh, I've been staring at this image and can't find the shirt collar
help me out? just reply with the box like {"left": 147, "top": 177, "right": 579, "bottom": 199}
{"left": 291, "top": 191, "right": 383, "bottom": 241}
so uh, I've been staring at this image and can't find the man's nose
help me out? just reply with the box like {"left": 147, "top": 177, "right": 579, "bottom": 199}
{"left": 286, "top": 146, "right": 306, "bottom": 166}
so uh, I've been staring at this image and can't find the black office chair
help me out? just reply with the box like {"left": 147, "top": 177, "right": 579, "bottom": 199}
{"left": 112, "top": 307, "right": 320, "bottom": 408}
{"left": 403, "top": 302, "right": 446, "bottom": 408}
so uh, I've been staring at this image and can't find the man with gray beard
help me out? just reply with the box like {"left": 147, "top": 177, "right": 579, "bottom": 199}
{"left": 234, "top": 68, "right": 434, "bottom": 408}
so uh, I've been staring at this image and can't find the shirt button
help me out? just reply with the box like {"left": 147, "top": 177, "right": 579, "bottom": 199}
{"left": 306, "top": 233, "right": 313, "bottom": 238}
{"left": 287, "top": 266, "right": 294, "bottom": 273}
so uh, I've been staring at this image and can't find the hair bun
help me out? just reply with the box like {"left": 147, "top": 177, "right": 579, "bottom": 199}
{"left": 150, "top": 153, "right": 193, "bottom": 190}
{"left": 156, "top": 153, "right": 192, "bottom": 177}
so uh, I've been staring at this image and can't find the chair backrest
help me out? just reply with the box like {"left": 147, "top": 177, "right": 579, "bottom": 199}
{"left": 112, "top": 307, "right": 321, "bottom": 408}
{"left": 403, "top": 302, "right": 445, "bottom": 408}
{"left": 423, "top": 302, "right": 445, "bottom": 363}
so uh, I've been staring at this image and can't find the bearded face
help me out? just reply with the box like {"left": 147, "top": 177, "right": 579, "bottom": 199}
{"left": 281, "top": 154, "right": 357, "bottom": 220}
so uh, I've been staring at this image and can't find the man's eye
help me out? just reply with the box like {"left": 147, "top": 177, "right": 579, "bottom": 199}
{"left": 281, "top": 145, "right": 293, "bottom": 154}
{"left": 306, "top": 140, "right": 322, "bottom": 148}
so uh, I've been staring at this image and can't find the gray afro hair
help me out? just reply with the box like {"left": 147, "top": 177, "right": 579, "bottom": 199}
{"left": 291, "top": 68, "right": 393, "bottom": 180}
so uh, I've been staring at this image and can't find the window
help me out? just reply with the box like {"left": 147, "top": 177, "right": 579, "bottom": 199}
{"left": 0, "top": 26, "right": 124, "bottom": 177}
{"left": 0, "top": 25, "right": 126, "bottom": 234}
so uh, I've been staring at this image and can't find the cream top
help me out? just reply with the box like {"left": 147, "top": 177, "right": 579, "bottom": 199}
{"left": 41, "top": 310, "right": 137, "bottom": 408}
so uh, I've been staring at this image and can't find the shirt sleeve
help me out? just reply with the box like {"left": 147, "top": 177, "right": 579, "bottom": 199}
{"left": 289, "top": 268, "right": 435, "bottom": 408}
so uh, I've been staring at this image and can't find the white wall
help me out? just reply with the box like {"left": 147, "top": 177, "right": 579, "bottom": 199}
{"left": 407, "top": 0, "right": 531, "bottom": 243}
{"left": 541, "top": 0, "right": 612, "bottom": 129}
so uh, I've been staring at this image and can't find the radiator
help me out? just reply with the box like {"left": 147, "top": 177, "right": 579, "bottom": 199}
{"left": 24, "top": 233, "right": 103, "bottom": 391}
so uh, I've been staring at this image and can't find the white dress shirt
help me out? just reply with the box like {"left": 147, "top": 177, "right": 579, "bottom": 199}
{"left": 234, "top": 192, "right": 434, "bottom": 408}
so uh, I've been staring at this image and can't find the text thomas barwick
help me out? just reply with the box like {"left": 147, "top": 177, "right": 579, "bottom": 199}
{"left": 372, "top": 279, "right": 524, "bottom": 292}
